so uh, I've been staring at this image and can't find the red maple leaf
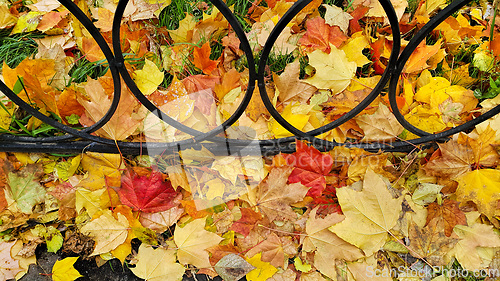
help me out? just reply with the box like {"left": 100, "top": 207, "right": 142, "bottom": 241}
{"left": 230, "top": 207, "right": 262, "bottom": 237}
{"left": 370, "top": 37, "right": 387, "bottom": 74}
{"left": 284, "top": 140, "right": 334, "bottom": 197}
{"left": 310, "top": 184, "right": 341, "bottom": 216}
{"left": 117, "top": 169, "right": 179, "bottom": 213}
{"left": 348, "top": 6, "right": 369, "bottom": 34}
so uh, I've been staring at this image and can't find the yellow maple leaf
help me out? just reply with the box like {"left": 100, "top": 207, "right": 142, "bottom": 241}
{"left": 51, "top": 257, "right": 83, "bottom": 281}
{"left": 79, "top": 78, "right": 145, "bottom": 140}
{"left": 269, "top": 103, "right": 309, "bottom": 138}
{"left": 323, "top": 4, "right": 352, "bottom": 33}
{"left": 456, "top": 169, "right": 500, "bottom": 219}
{"left": 406, "top": 106, "right": 447, "bottom": 137}
{"left": 415, "top": 0, "right": 447, "bottom": 16}
{"left": 133, "top": 59, "right": 164, "bottom": 96}
{"left": 0, "top": 4, "right": 16, "bottom": 29}
{"left": 329, "top": 169, "right": 403, "bottom": 256}
{"left": 130, "top": 244, "right": 185, "bottom": 281}
{"left": 168, "top": 14, "right": 196, "bottom": 43}
{"left": 340, "top": 32, "right": 371, "bottom": 67}
{"left": 0, "top": 101, "right": 14, "bottom": 131}
{"left": 403, "top": 40, "right": 442, "bottom": 73}
{"left": 79, "top": 152, "right": 123, "bottom": 191}
{"left": 418, "top": 77, "right": 476, "bottom": 114}
{"left": 303, "top": 207, "right": 363, "bottom": 279}
{"left": 246, "top": 252, "right": 278, "bottom": 281}
{"left": 442, "top": 62, "right": 477, "bottom": 88}
{"left": 174, "top": 218, "right": 223, "bottom": 268}
{"left": 11, "top": 11, "right": 43, "bottom": 34}
{"left": 80, "top": 211, "right": 129, "bottom": 256}
{"left": 304, "top": 44, "right": 356, "bottom": 94}
{"left": 111, "top": 205, "right": 143, "bottom": 263}
{"left": 75, "top": 187, "right": 104, "bottom": 217}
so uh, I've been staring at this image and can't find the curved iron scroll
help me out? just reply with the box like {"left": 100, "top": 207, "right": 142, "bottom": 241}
{"left": 0, "top": 0, "right": 495, "bottom": 156}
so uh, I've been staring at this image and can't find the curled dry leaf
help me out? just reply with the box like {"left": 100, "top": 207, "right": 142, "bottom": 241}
{"left": 214, "top": 253, "right": 255, "bottom": 281}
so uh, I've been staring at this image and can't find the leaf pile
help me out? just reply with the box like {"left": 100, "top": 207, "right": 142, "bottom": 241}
{"left": 2, "top": 0, "right": 500, "bottom": 280}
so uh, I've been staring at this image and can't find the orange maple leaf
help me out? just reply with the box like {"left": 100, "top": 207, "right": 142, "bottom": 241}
{"left": 403, "top": 39, "right": 442, "bottom": 73}
{"left": 193, "top": 42, "right": 219, "bottom": 75}
{"left": 298, "top": 17, "right": 347, "bottom": 54}
{"left": 426, "top": 199, "right": 467, "bottom": 237}
{"left": 82, "top": 36, "right": 106, "bottom": 62}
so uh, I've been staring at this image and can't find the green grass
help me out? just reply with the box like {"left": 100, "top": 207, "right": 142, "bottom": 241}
{"left": 67, "top": 55, "right": 109, "bottom": 85}
{"left": 158, "top": 0, "right": 206, "bottom": 30}
{"left": 226, "top": 0, "right": 253, "bottom": 32}
{"left": 0, "top": 33, "right": 42, "bottom": 70}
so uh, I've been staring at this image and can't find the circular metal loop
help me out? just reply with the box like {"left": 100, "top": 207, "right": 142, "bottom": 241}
{"left": 256, "top": 0, "right": 401, "bottom": 144}
{"left": 387, "top": 0, "right": 491, "bottom": 140}
{"left": 112, "top": 0, "right": 257, "bottom": 145}
{"left": 0, "top": 0, "right": 122, "bottom": 145}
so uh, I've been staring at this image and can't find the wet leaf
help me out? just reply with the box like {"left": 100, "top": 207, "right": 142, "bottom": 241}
{"left": 0, "top": 241, "right": 22, "bottom": 281}
{"left": 80, "top": 211, "right": 129, "bottom": 256}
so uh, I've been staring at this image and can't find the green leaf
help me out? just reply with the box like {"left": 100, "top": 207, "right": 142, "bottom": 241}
{"left": 7, "top": 163, "right": 46, "bottom": 213}
{"left": 294, "top": 257, "right": 312, "bottom": 273}
{"left": 47, "top": 231, "right": 63, "bottom": 253}
{"left": 65, "top": 114, "right": 80, "bottom": 125}
{"left": 12, "top": 77, "right": 24, "bottom": 95}
{"left": 132, "top": 227, "right": 158, "bottom": 246}
{"left": 32, "top": 225, "right": 64, "bottom": 253}
{"left": 490, "top": 77, "right": 497, "bottom": 89}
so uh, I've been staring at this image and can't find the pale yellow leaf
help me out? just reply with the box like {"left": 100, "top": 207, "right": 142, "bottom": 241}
{"left": 303, "top": 207, "right": 363, "bottom": 279}
{"left": 323, "top": 4, "right": 352, "bottom": 33}
{"left": 329, "top": 169, "right": 403, "bottom": 256}
{"left": 305, "top": 44, "right": 356, "bottom": 94}
{"left": 174, "top": 218, "right": 223, "bottom": 268}
{"left": 447, "top": 223, "right": 500, "bottom": 271}
{"left": 80, "top": 211, "right": 129, "bottom": 256}
{"left": 130, "top": 244, "right": 185, "bottom": 281}
{"left": 355, "top": 103, "right": 404, "bottom": 141}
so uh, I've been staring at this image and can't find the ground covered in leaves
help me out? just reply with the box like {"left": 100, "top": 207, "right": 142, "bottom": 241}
{"left": 3, "top": 0, "right": 500, "bottom": 280}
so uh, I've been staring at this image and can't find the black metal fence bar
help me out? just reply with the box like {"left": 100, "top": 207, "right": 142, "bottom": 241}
{"left": 0, "top": 0, "right": 492, "bottom": 155}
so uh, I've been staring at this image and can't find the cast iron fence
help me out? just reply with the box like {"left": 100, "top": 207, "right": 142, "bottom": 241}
{"left": 0, "top": 0, "right": 496, "bottom": 156}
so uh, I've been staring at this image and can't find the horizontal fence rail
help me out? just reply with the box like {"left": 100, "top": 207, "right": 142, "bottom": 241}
{"left": 0, "top": 0, "right": 496, "bottom": 156}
